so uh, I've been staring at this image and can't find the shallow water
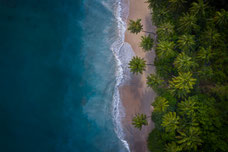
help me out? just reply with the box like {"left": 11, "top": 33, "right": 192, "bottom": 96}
{"left": 0, "top": 0, "right": 130, "bottom": 151}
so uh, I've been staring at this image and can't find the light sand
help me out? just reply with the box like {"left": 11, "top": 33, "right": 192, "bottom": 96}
{"left": 120, "top": 0, "right": 157, "bottom": 151}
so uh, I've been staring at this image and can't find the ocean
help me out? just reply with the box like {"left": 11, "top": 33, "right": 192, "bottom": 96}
{"left": 0, "top": 0, "right": 133, "bottom": 152}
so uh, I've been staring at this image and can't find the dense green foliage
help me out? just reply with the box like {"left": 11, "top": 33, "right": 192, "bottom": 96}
{"left": 130, "top": 0, "right": 228, "bottom": 151}
{"left": 146, "top": 0, "right": 228, "bottom": 151}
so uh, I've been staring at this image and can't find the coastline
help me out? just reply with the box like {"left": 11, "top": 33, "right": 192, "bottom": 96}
{"left": 120, "top": 0, "right": 157, "bottom": 151}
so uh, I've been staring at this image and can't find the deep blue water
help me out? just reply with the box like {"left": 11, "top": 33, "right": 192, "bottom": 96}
{"left": 0, "top": 0, "right": 126, "bottom": 151}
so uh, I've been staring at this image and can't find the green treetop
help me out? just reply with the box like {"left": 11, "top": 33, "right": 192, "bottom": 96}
{"left": 176, "top": 127, "right": 202, "bottom": 151}
{"left": 178, "top": 13, "right": 198, "bottom": 33}
{"left": 177, "top": 34, "right": 195, "bottom": 52}
{"left": 214, "top": 9, "right": 228, "bottom": 25}
{"left": 190, "top": 0, "right": 208, "bottom": 17}
{"left": 147, "top": 74, "right": 164, "bottom": 89}
{"left": 165, "top": 142, "right": 182, "bottom": 152}
{"left": 153, "top": 96, "right": 169, "bottom": 113}
{"left": 140, "top": 35, "right": 154, "bottom": 51}
{"left": 178, "top": 97, "right": 198, "bottom": 118}
{"left": 132, "top": 113, "right": 148, "bottom": 130}
{"left": 157, "top": 41, "right": 176, "bottom": 59}
{"left": 128, "top": 19, "right": 143, "bottom": 34}
{"left": 174, "top": 52, "right": 197, "bottom": 72}
{"left": 162, "top": 112, "right": 180, "bottom": 133}
{"left": 128, "top": 56, "right": 146, "bottom": 74}
{"left": 169, "top": 72, "right": 196, "bottom": 98}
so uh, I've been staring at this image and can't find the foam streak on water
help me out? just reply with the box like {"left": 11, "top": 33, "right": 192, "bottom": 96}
{"left": 111, "top": 0, "right": 135, "bottom": 151}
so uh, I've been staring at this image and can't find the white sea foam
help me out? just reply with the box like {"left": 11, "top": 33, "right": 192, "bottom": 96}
{"left": 111, "top": 0, "right": 135, "bottom": 151}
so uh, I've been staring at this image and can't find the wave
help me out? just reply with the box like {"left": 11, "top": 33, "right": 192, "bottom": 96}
{"left": 111, "top": 0, "right": 135, "bottom": 151}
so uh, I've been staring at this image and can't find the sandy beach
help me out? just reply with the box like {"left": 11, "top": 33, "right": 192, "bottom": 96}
{"left": 120, "top": 0, "right": 157, "bottom": 151}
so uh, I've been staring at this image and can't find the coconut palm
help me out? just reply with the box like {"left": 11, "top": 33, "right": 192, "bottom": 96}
{"left": 169, "top": 72, "right": 196, "bottom": 98}
{"left": 178, "top": 97, "right": 198, "bottom": 118}
{"left": 156, "top": 41, "right": 176, "bottom": 59}
{"left": 177, "top": 34, "right": 195, "bottom": 52}
{"left": 157, "top": 22, "right": 174, "bottom": 40}
{"left": 201, "top": 26, "right": 221, "bottom": 46}
{"left": 140, "top": 35, "right": 154, "bottom": 51}
{"left": 147, "top": 74, "right": 164, "bottom": 89}
{"left": 190, "top": 0, "right": 208, "bottom": 17}
{"left": 132, "top": 113, "right": 148, "bottom": 130}
{"left": 168, "top": 0, "right": 187, "bottom": 11}
{"left": 128, "top": 19, "right": 143, "bottom": 34}
{"left": 153, "top": 96, "right": 169, "bottom": 112}
{"left": 128, "top": 56, "right": 146, "bottom": 74}
{"left": 162, "top": 112, "right": 180, "bottom": 133}
{"left": 165, "top": 142, "right": 182, "bottom": 152}
{"left": 176, "top": 127, "right": 203, "bottom": 151}
{"left": 197, "top": 47, "right": 213, "bottom": 63}
{"left": 174, "top": 52, "right": 197, "bottom": 72}
{"left": 178, "top": 13, "right": 198, "bottom": 33}
{"left": 214, "top": 9, "right": 228, "bottom": 25}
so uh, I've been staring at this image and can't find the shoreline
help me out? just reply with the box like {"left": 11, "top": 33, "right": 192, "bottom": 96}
{"left": 120, "top": 0, "right": 157, "bottom": 151}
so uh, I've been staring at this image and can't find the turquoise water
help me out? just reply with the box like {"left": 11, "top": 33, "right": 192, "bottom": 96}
{"left": 0, "top": 0, "right": 129, "bottom": 151}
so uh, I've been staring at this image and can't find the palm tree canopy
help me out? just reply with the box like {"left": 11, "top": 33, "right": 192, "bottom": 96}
{"left": 169, "top": 72, "right": 196, "bottom": 98}
{"left": 132, "top": 114, "right": 148, "bottom": 130}
{"left": 128, "top": 56, "right": 146, "bottom": 74}
{"left": 178, "top": 97, "right": 198, "bottom": 118}
{"left": 190, "top": 0, "right": 208, "bottom": 16}
{"left": 174, "top": 52, "right": 197, "bottom": 72}
{"left": 153, "top": 96, "right": 169, "bottom": 112}
{"left": 157, "top": 41, "right": 176, "bottom": 59}
{"left": 147, "top": 74, "right": 164, "bottom": 89}
{"left": 157, "top": 22, "right": 174, "bottom": 40}
{"left": 214, "top": 9, "right": 228, "bottom": 25}
{"left": 128, "top": 19, "right": 143, "bottom": 34}
{"left": 140, "top": 35, "right": 154, "bottom": 51}
{"left": 162, "top": 112, "right": 180, "bottom": 132}
{"left": 178, "top": 13, "right": 198, "bottom": 33}
{"left": 168, "top": 0, "right": 187, "bottom": 11}
{"left": 197, "top": 47, "right": 213, "bottom": 63}
{"left": 176, "top": 127, "right": 203, "bottom": 151}
{"left": 200, "top": 26, "right": 221, "bottom": 46}
{"left": 177, "top": 34, "right": 195, "bottom": 51}
{"left": 165, "top": 142, "right": 182, "bottom": 152}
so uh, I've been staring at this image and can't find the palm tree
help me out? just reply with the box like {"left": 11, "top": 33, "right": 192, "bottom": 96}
{"left": 147, "top": 74, "right": 164, "bottom": 89}
{"left": 165, "top": 142, "right": 182, "bottom": 152}
{"left": 157, "top": 22, "right": 174, "bottom": 40}
{"left": 174, "top": 52, "right": 197, "bottom": 72}
{"left": 190, "top": 0, "right": 208, "bottom": 17}
{"left": 178, "top": 97, "right": 198, "bottom": 118}
{"left": 177, "top": 34, "right": 195, "bottom": 52}
{"left": 178, "top": 13, "right": 198, "bottom": 33}
{"left": 168, "top": 0, "right": 187, "bottom": 11}
{"left": 156, "top": 41, "right": 176, "bottom": 59}
{"left": 197, "top": 47, "right": 213, "bottom": 63}
{"left": 169, "top": 72, "right": 196, "bottom": 98}
{"left": 128, "top": 19, "right": 143, "bottom": 34}
{"left": 153, "top": 96, "right": 169, "bottom": 112}
{"left": 132, "top": 113, "right": 148, "bottom": 130}
{"left": 176, "top": 127, "right": 203, "bottom": 151}
{"left": 140, "top": 35, "right": 154, "bottom": 51}
{"left": 128, "top": 56, "right": 146, "bottom": 74}
{"left": 162, "top": 112, "right": 180, "bottom": 133}
{"left": 128, "top": 19, "right": 155, "bottom": 34}
{"left": 214, "top": 9, "right": 228, "bottom": 25}
{"left": 201, "top": 26, "right": 221, "bottom": 46}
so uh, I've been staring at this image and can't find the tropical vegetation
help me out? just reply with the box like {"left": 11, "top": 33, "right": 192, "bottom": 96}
{"left": 128, "top": 0, "right": 228, "bottom": 151}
